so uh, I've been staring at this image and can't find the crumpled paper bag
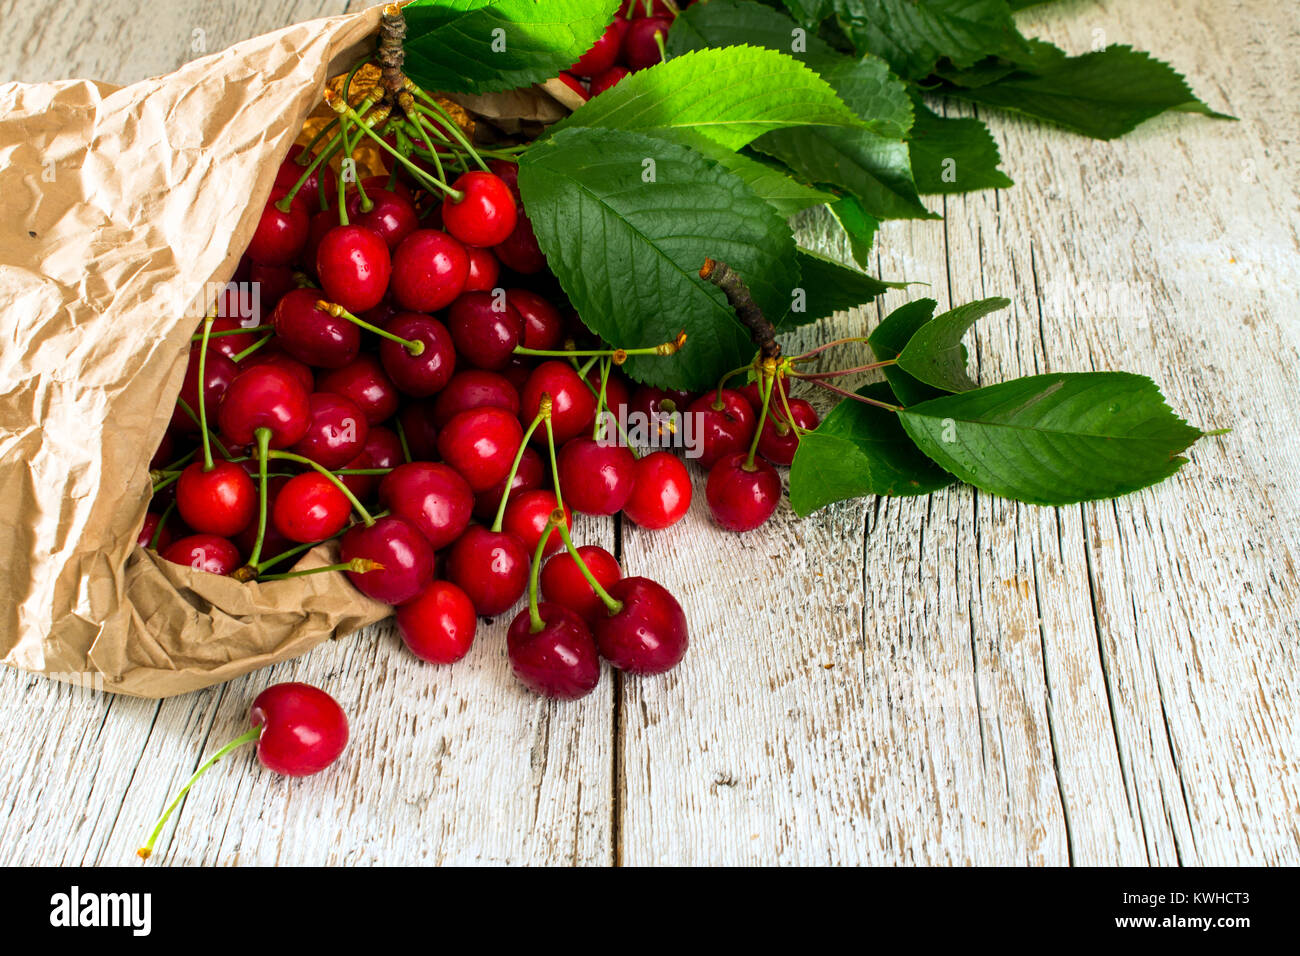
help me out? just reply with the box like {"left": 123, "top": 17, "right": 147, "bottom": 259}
{"left": 0, "top": 6, "right": 400, "bottom": 698}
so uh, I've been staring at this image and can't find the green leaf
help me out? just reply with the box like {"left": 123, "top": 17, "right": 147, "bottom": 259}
{"left": 517, "top": 127, "right": 797, "bottom": 389}
{"left": 898, "top": 372, "right": 1204, "bottom": 505}
{"left": 403, "top": 0, "right": 620, "bottom": 95}
{"left": 781, "top": 249, "right": 896, "bottom": 327}
{"left": 825, "top": 194, "right": 879, "bottom": 267}
{"left": 829, "top": 0, "right": 1031, "bottom": 80}
{"left": 909, "top": 100, "right": 1013, "bottom": 194}
{"left": 790, "top": 382, "right": 955, "bottom": 515}
{"left": 896, "top": 296, "right": 1010, "bottom": 391}
{"left": 552, "top": 45, "right": 864, "bottom": 151}
{"left": 777, "top": 0, "right": 832, "bottom": 26}
{"left": 941, "top": 45, "right": 1231, "bottom": 139}
{"left": 867, "top": 298, "right": 942, "bottom": 406}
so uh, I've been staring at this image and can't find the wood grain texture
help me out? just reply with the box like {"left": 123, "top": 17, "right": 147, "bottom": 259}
{"left": 0, "top": 0, "right": 1296, "bottom": 866}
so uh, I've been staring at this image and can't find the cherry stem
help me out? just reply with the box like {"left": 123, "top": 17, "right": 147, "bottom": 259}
{"left": 159, "top": 447, "right": 198, "bottom": 472}
{"left": 405, "top": 85, "right": 489, "bottom": 173}
{"left": 576, "top": 372, "right": 639, "bottom": 459}
{"left": 326, "top": 91, "right": 462, "bottom": 200}
{"left": 527, "top": 511, "right": 561, "bottom": 634}
{"left": 137, "top": 726, "right": 263, "bottom": 860}
{"left": 746, "top": 362, "right": 777, "bottom": 470}
{"left": 231, "top": 334, "right": 273, "bottom": 363}
{"left": 196, "top": 315, "right": 216, "bottom": 471}
{"left": 592, "top": 358, "right": 611, "bottom": 441}
{"left": 268, "top": 450, "right": 376, "bottom": 526}
{"left": 189, "top": 325, "right": 271, "bottom": 341}
{"left": 175, "top": 398, "right": 231, "bottom": 460}
{"left": 399, "top": 111, "right": 447, "bottom": 184}
{"left": 335, "top": 105, "right": 352, "bottom": 227}
{"left": 298, "top": 118, "right": 340, "bottom": 163}
{"left": 255, "top": 526, "right": 350, "bottom": 574}
{"left": 790, "top": 360, "right": 895, "bottom": 380}
{"left": 275, "top": 96, "right": 377, "bottom": 212}
{"left": 544, "top": 412, "right": 565, "bottom": 516}
{"left": 149, "top": 500, "right": 176, "bottom": 550}
{"left": 791, "top": 336, "right": 871, "bottom": 363}
{"left": 514, "top": 332, "right": 685, "bottom": 363}
{"left": 806, "top": 377, "right": 904, "bottom": 412}
{"left": 554, "top": 520, "right": 623, "bottom": 617}
{"left": 341, "top": 63, "right": 371, "bottom": 215}
{"left": 715, "top": 363, "right": 751, "bottom": 406}
{"left": 244, "top": 428, "right": 273, "bottom": 571}
{"left": 492, "top": 403, "right": 548, "bottom": 533}
{"left": 259, "top": 558, "right": 381, "bottom": 581}
{"left": 316, "top": 301, "right": 424, "bottom": 355}
{"left": 394, "top": 417, "right": 413, "bottom": 463}
{"left": 151, "top": 471, "right": 182, "bottom": 495}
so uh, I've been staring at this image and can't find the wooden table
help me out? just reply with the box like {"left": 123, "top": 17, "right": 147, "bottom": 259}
{"left": 1, "top": 0, "right": 1296, "bottom": 866}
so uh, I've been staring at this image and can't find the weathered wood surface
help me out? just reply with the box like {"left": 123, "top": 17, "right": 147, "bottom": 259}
{"left": 0, "top": 0, "right": 1295, "bottom": 866}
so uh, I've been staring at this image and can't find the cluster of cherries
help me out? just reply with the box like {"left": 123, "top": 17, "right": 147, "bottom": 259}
{"left": 554, "top": 0, "right": 685, "bottom": 102}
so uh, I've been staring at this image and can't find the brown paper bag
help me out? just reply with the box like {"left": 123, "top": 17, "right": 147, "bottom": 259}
{"left": 0, "top": 6, "right": 403, "bottom": 698}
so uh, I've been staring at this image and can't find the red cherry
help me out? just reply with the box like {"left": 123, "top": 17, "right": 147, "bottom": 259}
{"left": 161, "top": 534, "right": 241, "bottom": 575}
{"left": 556, "top": 436, "right": 637, "bottom": 515}
{"left": 390, "top": 229, "right": 469, "bottom": 312}
{"left": 500, "top": 356, "right": 534, "bottom": 394}
{"left": 521, "top": 361, "right": 598, "bottom": 445}
{"left": 436, "top": 407, "right": 523, "bottom": 492}
{"left": 508, "top": 289, "right": 565, "bottom": 350}
{"left": 175, "top": 460, "right": 257, "bottom": 537}
{"left": 379, "top": 462, "right": 474, "bottom": 550}
{"left": 688, "top": 388, "right": 756, "bottom": 469}
{"left": 555, "top": 71, "right": 591, "bottom": 102}
{"left": 315, "top": 354, "right": 400, "bottom": 425}
{"left": 150, "top": 429, "right": 175, "bottom": 471}
{"left": 507, "top": 602, "right": 601, "bottom": 700}
{"left": 757, "top": 397, "right": 818, "bottom": 466}
{"left": 540, "top": 545, "right": 622, "bottom": 624}
{"left": 629, "top": 386, "right": 694, "bottom": 444}
{"left": 502, "top": 490, "right": 571, "bottom": 558}
{"left": 317, "top": 224, "right": 392, "bottom": 314}
{"left": 445, "top": 291, "right": 524, "bottom": 371}
{"left": 571, "top": 19, "right": 627, "bottom": 77}
{"left": 442, "top": 171, "right": 518, "bottom": 248}
{"left": 240, "top": 345, "right": 315, "bottom": 395}
{"left": 473, "top": 446, "right": 545, "bottom": 520}
{"left": 379, "top": 312, "right": 456, "bottom": 397}
{"left": 363, "top": 425, "right": 404, "bottom": 470}
{"left": 492, "top": 215, "right": 547, "bottom": 274}
{"left": 623, "top": 16, "right": 671, "bottom": 70}
{"left": 589, "top": 66, "right": 630, "bottom": 97}
{"left": 272, "top": 288, "right": 361, "bottom": 369}
{"left": 622, "top": 450, "right": 692, "bottom": 529}
{"left": 445, "top": 526, "right": 530, "bottom": 616}
{"left": 273, "top": 471, "right": 352, "bottom": 543}
{"left": 463, "top": 246, "right": 500, "bottom": 292}
{"left": 274, "top": 145, "right": 338, "bottom": 208}
{"left": 218, "top": 365, "right": 312, "bottom": 449}
{"left": 396, "top": 400, "right": 440, "bottom": 460}
{"left": 594, "top": 577, "right": 688, "bottom": 675}
{"left": 249, "top": 682, "right": 348, "bottom": 776}
{"left": 396, "top": 581, "right": 478, "bottom": 664}
{"left": 289, "top": 392, "right": 369, "bottom": 471}
{"left": 432, "top": 370, "right": 521, "bottom": 429}
{"left": 248, "top": 264, "right": 296, "bottom": 315}
{"left": 137, "top": 511, "right": 173, "bottom": 551}
{"left": 706, "top": 453, "right": 781, "bottom": 532}
{"left": 172, "top": 345, "right": 237, "bottom": 434}
{"left": 346, "top": 186, "right": 419, "bottom": 250}
{"left": 340, "top": 515, "right": 435, "bottom": 605}
{"left": 247, "top": 188, "right": 308, "bottom": 267}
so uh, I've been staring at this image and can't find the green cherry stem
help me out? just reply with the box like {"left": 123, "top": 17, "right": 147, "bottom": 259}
{"left": 276, "top": 95, "right": 379, "bottom": 213}
{"left": 526, "top": 511, "right": 562, "bottom": 633}
{"left": 544, "top": 411, "right": 565, "bottom": 517}
{"left": 231, "top": 334, "right": 273, "bottom": 363}
{"left": 554, "top": 520, "right": 623, "bottom": 617}
{"left": 259, "top": 558, "right": 381, "bottom": 581}
{"left": 513, "top": 332, "right": 686, "bottom": 363}
{"left": 138, "top": 726, "right": 263, "bottom": 860}
{"left": 189, "top": 325, "right": 271, "bottom": 341}
{"left": 745, "top": 362, "right": 776, "bottom": 470}
{"left": 325, "top": 90, "right": 461, "bottom": 200}
{"left": 592, "top": 357, "right": 611, "bottom": 442}
{"left": 576, "top": 371, "right": 639, "bottom": 459}
{"left": 255, "top": 525, "right": 350, "bottom": 574}
{"left": 196, "top": 315, "right": 217, "bottom": 472}
{"left": 316, "top": 301, "right": 424, "bottom": 355}
{"left": 715, "top": 363, "right": 752, "bottom": 405}
{"left": 149, "top": 500, "right": 176, "bottom": 549}
{"left": 268, "top": 450, "right": 376, "bottom": 526}
{"left": 805, "top": 376, "right": 903, "bottom": 413}
{"left": 151, "top": 471, "right": 182, "bottom": 494}
{"left": 175, "top": 398, "right": 231, "bottom": 460}
{"left": 789, "top": 359, "right": 895, "bottom": 380}
{"left": 790, "top": 335, "right": 872, "bottom": 363}
{"left": 394, "top": 417, "right": 413, "bottom": 463}
{"left": 400, "top": 112, "right": 447, "bottom": 184}
{"left": 240, "top": 427, "right": 273, "bottom": 575}
{"left": 492, "top": 403, "right": 548, "bottom": 533}
{"left": 404, "top": 85, "right": 490, "bottom": 172}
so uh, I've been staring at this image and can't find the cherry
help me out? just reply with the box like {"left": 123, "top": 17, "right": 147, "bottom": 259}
{"left": 218, "top": 365, "right": 312, "bottom": 449}
{"left": 757, "top": 397, "right": 819, "bottom": 465}
{"left": 305, "top": 208, "right": 337, "bottom": 267}
{"left": 379, "top": 312, "right": 456, "bottom": 396}
{"left": 688, "top": 388, "right": 756, "bottom": 469}
{"left": 442, "top": 171, "right": 518, "bottom": 248}
{"left": 207, "top": 314, "right": 261, "bottom": 360}
{"left": 571, "top": 19, "right": 626, "bottom": 78}
{"left": 432, "top": 369, "right": 521, "bottom": 429}
{"left": 137, "top": 511, "right": 173, "bottom": 551}
{"left": 161, "top": 534, "right": 241, "bottom": 575}
{"left": 150, "top": 429, "right": 175, "bottom": 470}
{"left": 622, "top": 450, "right": 692, "bottom": 529}
{"left": 436, "top": 406, "right": 523, "bottom": 492}
{"left": 589, "top": 66, "right": 630, "bottom": 97}
{"left": 317, "top": 224, "right": 392, "bottom": 314}
{"left": 273, "top": 471, "right": 352, "bottom": 543}
{"left": 594, "top": 576, "right": 688, "bottom": 675}
{"left": 175, "top": 460, "right": 257, "bottom": 537}
{"left": 250, "top": 682, "right": 349, "bottom": 776}
{"left": 289, "top": 392, "right": 369, "bottom": 471}
{"left": 508, "top": 288, "right": 565, "bottom": 350}
{"left": 396, "top": 581, "right": 478, "bottom": 664}
{"left": 247, "top": 188, "right": 309, "bottom": 267}
{"left": 463, "top": 246, "right": 500, "bottom": 292}
{"left": 340, "top": 515, "right": 434, "bottom": 605}
{"left": 396, "top": 401, "right": 440, "bottom": 460}
{"left": 706, "top": 453, "right": 781, "bottom": 532}
{"left": 346, "top": 185, "right": 419, "bottom": 250}
{"left": 271, "top": 288, "right": 361, "bottom": 369}
{"left": 474, "top": 445, "right": 545, "bottom": 519}
{"left": 541, "top": 545, "right": 622, "bottom": 624}
{"left": 447, "top": 291, "right": 524, "bottom": 371}
{"left": 390, "top": 229, "right": 469, "bottom": 312}
{"left": 507, "top": 602, "right": 601, "bottom": 700}
{"left": 556, "top": 436, "right": 637, "bottom": 515}
{"left": 316, "top": 354, "right": 400, "bottom": 425}
{"left": 629, "top": 386, "right": 693, "bottom": 444}
{"left": 274, "top": 146, "right": 338, "bottom": 207}
{"left": 172, "top": 345, "right": 237, "bottom": 433}
{"left": 500, "top": 356, "right": 534, "bottom": 394}
{"left": 521, "top": 361, "right": 597, "bottom": 445}
{"left": 623, "top": 16, "right": 671, "bottom": 70}
{"left": 240, "top": 346, "right": 315, "bottom": 395}
{"left": 379, "top": 462, "right": 474, "bottom": 550}
{"left": 556, "top": 71, "right": 591, "bottom": 102}
{"left": 362, "top": 425, "right": 404, "bottom": 470}
{"left": 503, "top": 490, "right": 572, "bottom": 558}
{"left": 492, "top": 215, "right": 547, "bottom": 274}
{"left": 445, "top": 525, "right": 530, "bottom": 616}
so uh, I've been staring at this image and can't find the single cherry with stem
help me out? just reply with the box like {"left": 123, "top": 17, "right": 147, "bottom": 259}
{"left": 441, "top": 171, "right": 518, "bottom": 248}
{"left": 541, "top": 544, "right": 622, "bottom": 624}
